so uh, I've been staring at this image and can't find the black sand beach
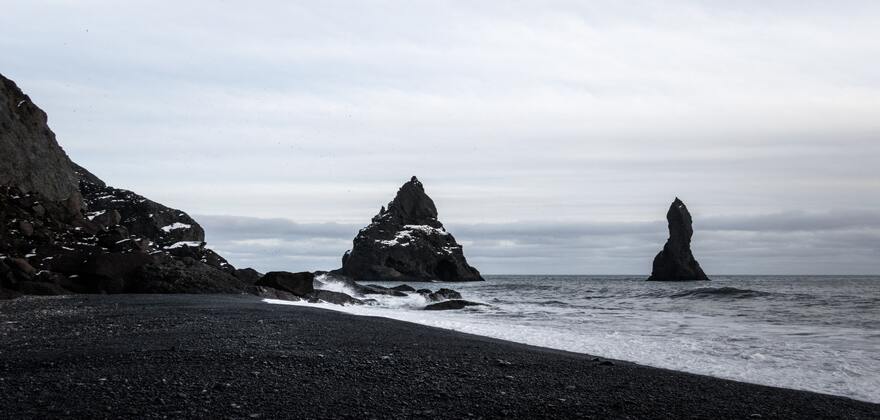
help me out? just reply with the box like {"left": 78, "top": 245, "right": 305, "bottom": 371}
{"left": 1, "top": 294, "right": 877, "bottom": 419}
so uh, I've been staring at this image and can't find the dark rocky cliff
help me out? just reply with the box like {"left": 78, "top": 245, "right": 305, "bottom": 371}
{"left": 338, "top": 176, "right": 483, "bottom": 282}
{"left": 647, "top": 198, "right": 709, "bottom": 281}
{"left": 0, "top": 74, "right": 80, "bottom": 203}
{"left": 0, "top": 73, "right": 265, "bottom": 298}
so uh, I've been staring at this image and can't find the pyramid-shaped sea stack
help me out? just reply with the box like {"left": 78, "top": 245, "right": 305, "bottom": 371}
{"left": 338, "top": 177, "right": 483, "bottom": 282}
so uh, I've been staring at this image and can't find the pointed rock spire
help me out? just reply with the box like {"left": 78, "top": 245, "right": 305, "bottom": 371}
{"left": 338, "top": 176, "right": 483, "bottom": 282}
{"left": 647, "top": 198, "right": 709, "bottom": 281}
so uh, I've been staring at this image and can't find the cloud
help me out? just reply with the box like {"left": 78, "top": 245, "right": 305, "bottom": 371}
{"left": 199, "top": 210, "right": 880, "bottom": 275}
{"left": 2, "top": 2, "right": 879, "bottom": 273}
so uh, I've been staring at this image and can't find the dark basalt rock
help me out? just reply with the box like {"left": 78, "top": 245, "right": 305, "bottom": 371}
{"left": 391, "top": 284, "right": 416, "bottom": 292}
{"left": 306, "top": 289, "right": 363, "bottom": 306}
{"left": 647, "top": 198, "right": 709, "bottom": 281}
{"left": 130, "top": 253, "right": 245, "bottom": 294}
{"left": 0, "top": 74, "right": 80, "bottom": 203}
{"left": 233, "top": 268, "right": 262, "bottom": 284}
{"left": 76, "top": 167, "right": 205, "bottom": 247}
{"left": 424, "top": 299, "right": 486, "bottom": 311}
{"left": 255, "top": 271, "right": 315, "bottom": 297}
{"left": 362, "top": 284, "right": 408, "bottom": 297}
{"left": 427, "top": 288, "right": 462, "bottom": 301}
{"left": 251, "top": 286, "right": 301, "bottom": 301}
{"left": 337, "top": 176, "right": 483, "bottom": 282}
{"left": 0, "top": 73, "right": 249, "bottom": 298}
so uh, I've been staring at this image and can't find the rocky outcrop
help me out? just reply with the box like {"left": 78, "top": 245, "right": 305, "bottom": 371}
{"left": 0, "top": 73, "right": 265, "bottom": 298}
{"left": 337, "top": 177, "right": 483, "bottom": 282}
{"left": 426, "top": 288, "right": 462, "bottom": 301}
{"left": 75, "top": 166, "right": 205, "bottom": 247}
{"left": 255, "top": 271, "right": 315, "bottom": 296}
{"left": 306, "top": 289, "right": 364, "bottom": 306}
{"left": 647, "top": 198, "right": 709, "bottom": 281}
{"left": 1, "top": 74, "right": 80, "bottom": 203}
{"left": 424, "top": 300, "right": 486, "bottom": 310}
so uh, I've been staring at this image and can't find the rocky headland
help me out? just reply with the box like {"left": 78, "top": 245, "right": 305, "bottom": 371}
{"left": 0, "top": 72, "right": 477, "bottom": 309}
{"left": 0, "top": 73, "right": 264, "bottom": 298}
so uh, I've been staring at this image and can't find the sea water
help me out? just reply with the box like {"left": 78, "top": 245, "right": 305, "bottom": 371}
{"left": 267, "top": 275, "right": 880, "bottom": 403}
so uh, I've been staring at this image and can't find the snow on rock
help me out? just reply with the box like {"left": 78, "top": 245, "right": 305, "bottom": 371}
{"left": 86, "top": 210, "right": 106, "bottom": 220}
{"left": 164, "top": 241, "right": 203, "bottom": 250}
{"left": 403, "top": 224, "right": 448, "bottom": 235}
{"left": 160, "top": 222, "right": 192, "bottom": 233}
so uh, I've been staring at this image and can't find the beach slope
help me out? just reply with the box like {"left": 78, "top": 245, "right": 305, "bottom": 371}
{"left": 1, "top": 295, "right": 877, "bottom": 419}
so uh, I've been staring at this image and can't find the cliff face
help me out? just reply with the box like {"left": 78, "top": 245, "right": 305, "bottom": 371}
{"left": 647, "top": 198, "right": 709, "bottom": 281}
{"left": 0, "top": 73, "right": 260, "bottom": 298}
{"left": 0, "top": 74, "right": 80, "bottom": 203}
{"left": 339, "top": 177, "right": 483, "bottom": 282}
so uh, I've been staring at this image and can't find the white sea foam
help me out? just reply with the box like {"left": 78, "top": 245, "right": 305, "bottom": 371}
{"left": 266, "top": 275, "right": 880, "bottom": 403}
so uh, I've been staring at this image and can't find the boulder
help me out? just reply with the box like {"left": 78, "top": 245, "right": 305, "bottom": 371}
{"left": 424, "top": 300, "right": 486, "bottom": 311}
{"left": 362, "top": 284, "right": 408, "bottom": 297}
{"left": 647, "top": 198, "right": 710, "bottom": 281}
{"left": 307, "top": 290, "right": 363, "bottom": 306}
{"left": 234, "top": 268, "right": 262, "bottom": 284}
{"left": 255, "top": 271, "right": 315, "bottom": 297}
{"left": 391, "top": 284, "right": 416, "bottom": 292}
{"left": 59, "top": 252, "right": 156, "bottom": 293}
{"left": 128, "top": 253, "right": 245, "bottom": 294}
{"left": 251, "top": 286, "right": 301, "bottom": 301}
{"left": 427, "top": 288, "right": 462, "bottom": 301}
{"left": 8, "top": 257, "right": 36, "bottom": 276}
{"left": 337, "top": 176, "right": 483, "bottom": 282}
{"left": 17, "top": 220, "right": 33, "bottom": 237}
{"left": 90, "top": 209, "right": 122, "bottom": 229}
{"left": 83, "top": 252, "right": 154, "bottom": 281}
{"left": 164, "top": 242, "right": 234, "bottom": 274}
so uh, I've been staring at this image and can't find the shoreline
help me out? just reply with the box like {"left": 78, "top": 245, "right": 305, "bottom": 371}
{"left": 2, "top": 294, "right": 877, "bottom": 419}
{"left": 261, "top": 294, "right": 877, "bottom": 404}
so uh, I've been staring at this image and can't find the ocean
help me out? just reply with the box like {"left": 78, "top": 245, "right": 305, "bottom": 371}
{"left": 267, "top": 275, "right": 880, "bottom": 403}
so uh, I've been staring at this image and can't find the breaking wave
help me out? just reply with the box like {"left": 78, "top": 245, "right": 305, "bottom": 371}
{"left": 669, "top": 287, "right": 773, "bottom": 299}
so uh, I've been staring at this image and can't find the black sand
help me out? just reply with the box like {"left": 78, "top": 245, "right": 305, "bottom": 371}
{"left": 1, "top": 294, "right": 876, "bottom": 419}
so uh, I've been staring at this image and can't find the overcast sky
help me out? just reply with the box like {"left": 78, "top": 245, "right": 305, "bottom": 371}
{"left": 2, "top": 1, "right": 879, "bottom": 274}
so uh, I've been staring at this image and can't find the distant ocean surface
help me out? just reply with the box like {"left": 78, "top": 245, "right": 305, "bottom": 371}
{"left": 269, "top": 275, "right": 880, "bottom": 403}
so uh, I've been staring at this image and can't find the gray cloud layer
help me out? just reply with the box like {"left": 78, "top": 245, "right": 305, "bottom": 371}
{"left": 199, "top": 210, "right": 880, "bottom": 275}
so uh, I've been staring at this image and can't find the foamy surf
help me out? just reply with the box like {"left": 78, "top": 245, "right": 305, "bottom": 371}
{"left": 265, "top": 275, "right": 880, "bottom": 403}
